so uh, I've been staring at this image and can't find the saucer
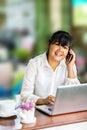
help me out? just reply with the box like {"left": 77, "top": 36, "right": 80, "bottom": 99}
{"left": 21, "top": 117, "right": 36, "bottom": 124}
{"left": 0, "top": 111, "right": 17, "bottom": 117}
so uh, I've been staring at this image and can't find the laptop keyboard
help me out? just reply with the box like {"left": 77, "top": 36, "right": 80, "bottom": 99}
{"left": 36, "top": 105, "right": 53, "bottom": 111}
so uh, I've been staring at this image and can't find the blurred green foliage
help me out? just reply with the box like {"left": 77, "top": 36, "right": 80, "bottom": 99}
{"left": 12, "top": 49, "right": 31, "bottom": 62}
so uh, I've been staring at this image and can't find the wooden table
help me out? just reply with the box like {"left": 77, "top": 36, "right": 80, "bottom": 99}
{"left": 0, "top": 110, "right": 87, "bottom": 130}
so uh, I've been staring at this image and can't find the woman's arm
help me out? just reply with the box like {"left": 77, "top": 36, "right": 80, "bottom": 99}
{"left": 65, "top": 49, "right": 80, "bottom": 85}
{"left": 20, "top": 59, "right": 40, "bottom": 103}
{"left": 66, "top": 49, "right": 76, "bottom": 78}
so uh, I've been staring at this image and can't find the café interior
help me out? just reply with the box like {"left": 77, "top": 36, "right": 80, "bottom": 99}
{"left": 0, "top": 0, "right": 87, "bottom": 130}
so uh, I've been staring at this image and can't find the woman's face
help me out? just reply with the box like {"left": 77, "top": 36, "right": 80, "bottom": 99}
{"left": 48, "top": 43, "right": 69, "bottom": 62}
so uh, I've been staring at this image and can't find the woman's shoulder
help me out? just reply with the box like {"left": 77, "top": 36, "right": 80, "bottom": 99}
{"left": 29, "top": 52, "right": 45, "bottom": 65}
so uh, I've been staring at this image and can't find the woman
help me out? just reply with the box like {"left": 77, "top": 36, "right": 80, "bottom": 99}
{"left": 21, "top": 30, "right": 80, "bottom": 105}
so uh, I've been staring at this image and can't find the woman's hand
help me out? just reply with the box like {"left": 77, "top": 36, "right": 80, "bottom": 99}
{"left": 66, "top": 49, "right": 76, "bottom": 79}
{"left": 36, "top": 95, "right": 55, "bottom": 105}
{"left": 44, "top": 95, "right": 55, "bottom": 105}
{"left": 66, "top": 49, "right": 76, "bottom": 68}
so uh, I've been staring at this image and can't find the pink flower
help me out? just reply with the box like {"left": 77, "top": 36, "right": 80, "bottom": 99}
{"left": 20, "top": 101, "right": 35, "bottom": 111}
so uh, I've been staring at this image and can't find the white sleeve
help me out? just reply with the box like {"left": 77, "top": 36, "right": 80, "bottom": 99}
{"left": 20, "top": 59, "right": 40, "bottom": 103}
{"left": 65, "top": 64, "right": 80, "bottom": 85}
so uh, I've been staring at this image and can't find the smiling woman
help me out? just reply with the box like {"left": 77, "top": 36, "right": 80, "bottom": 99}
{"left": 20, "top": 30, "right": 80, "bottom": 105}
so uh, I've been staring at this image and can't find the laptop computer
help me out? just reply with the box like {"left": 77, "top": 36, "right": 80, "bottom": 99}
{"left": 36, "top": 83, "right": 87, "bottom": 115}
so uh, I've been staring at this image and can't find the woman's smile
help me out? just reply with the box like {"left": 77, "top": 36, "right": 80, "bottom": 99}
{"left": 55, "top": 51, "right": 63, "bottom": 57}
{"left": 54, "top": 51, "right": 64, "bottom": 61}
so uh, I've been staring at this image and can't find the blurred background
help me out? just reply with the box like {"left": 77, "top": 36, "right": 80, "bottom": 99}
{"left": 0, "top": 0, "right": 87, "bottom": 96}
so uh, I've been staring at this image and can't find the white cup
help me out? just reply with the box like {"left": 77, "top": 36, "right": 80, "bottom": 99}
{"left": 0, "top": 99, "right": 16, "bottom": 116}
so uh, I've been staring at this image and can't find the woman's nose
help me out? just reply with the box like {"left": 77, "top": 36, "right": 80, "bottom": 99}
{"left": 58, "top": 45, "right": 63, "bottom": 50}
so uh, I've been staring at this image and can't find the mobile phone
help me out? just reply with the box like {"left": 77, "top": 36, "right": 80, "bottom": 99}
{"left": 66, "top": 51, "right": 72, "bottom": 62}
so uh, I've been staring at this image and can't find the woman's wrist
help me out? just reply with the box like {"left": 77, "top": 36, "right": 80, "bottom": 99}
{"left": 36, "top": 98, "right": 45, "bottom": 105}
{"left": 67, "top": 66, "right": 75, "bottom": 79}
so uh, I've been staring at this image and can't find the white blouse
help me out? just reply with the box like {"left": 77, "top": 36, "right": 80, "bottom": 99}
{"left": 21, "top": 52, "right": 80, "bottom": 102}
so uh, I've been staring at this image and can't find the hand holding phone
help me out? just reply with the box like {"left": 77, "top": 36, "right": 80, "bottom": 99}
{"left": 66, "top": 49, "right": 76, "bottom": 67}
{"left": 66, "top": 49, "right": 76, "bottom": 79}
{"left": 66, "top": 51, "right": 73, "bottom": 62}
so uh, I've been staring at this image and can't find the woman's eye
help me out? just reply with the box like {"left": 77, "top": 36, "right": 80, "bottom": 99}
{"left": 63, "top": 46, "right": 68, "bottom": 49}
